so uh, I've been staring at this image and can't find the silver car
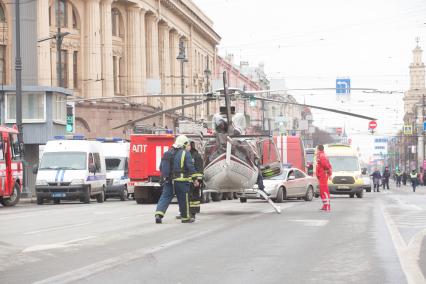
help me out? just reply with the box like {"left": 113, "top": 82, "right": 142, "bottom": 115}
{"left": 241, "top": 168, "right": 319, "bottom": 203}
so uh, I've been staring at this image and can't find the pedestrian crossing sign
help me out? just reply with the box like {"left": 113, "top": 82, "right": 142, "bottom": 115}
{"left": 403, "top": 125, "right": 413, "bottom": 135}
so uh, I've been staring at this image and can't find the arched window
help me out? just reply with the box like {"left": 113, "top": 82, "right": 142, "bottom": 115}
{"left": 111, "top": 8, "right": 124, "bottom": 38}
{"left": 0, "top": 4, "right": 5, "bottom": 23}
{"left": 55, "top": 0, "right": 68, "bottom": 28}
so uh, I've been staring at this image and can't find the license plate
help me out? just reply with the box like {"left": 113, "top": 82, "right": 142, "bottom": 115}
{"left": 338, "top": 186, "right": 350, "bottom": 190}
{"left": 52, "top": 193, "right": 66, "bottom": 198}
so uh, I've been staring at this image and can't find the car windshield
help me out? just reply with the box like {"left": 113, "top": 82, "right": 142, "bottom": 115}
{"left": 39, "top": 152, "right": 86, "bottom": 170}
{"left": 267, "top": 170, "right": 288, "bottom": 180}
{"left": 328, "top": 156, "right": 359, "bottom": 172}
{"left": 306, "top": 153, "right": 314, "bottom": 163}
{"left": 106, "top": 157, "right": 125, "bottom": 171}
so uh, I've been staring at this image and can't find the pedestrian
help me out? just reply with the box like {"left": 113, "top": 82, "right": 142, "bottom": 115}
{"left": 155, "top": 135, "right": 202, "bottom": 224}
{"left": 382, "top": 166, "right": 390, "bottom": 190}
{"left": 188, "top": 140, "right": 204, "bottom": 219}
{"left": 402, "top": 171, "right": 407, "bottom": 186}
{"left": 315, "top": 145, "right": 332, "bottom": 211}
{"left": 370, "top": 168, "right": 382, "bottom": 192}
{"left": 395, "top": 168, "right": 402, "bottom": 187}
{"left": 410, "top": 169, "right": 419, "bottom": 192}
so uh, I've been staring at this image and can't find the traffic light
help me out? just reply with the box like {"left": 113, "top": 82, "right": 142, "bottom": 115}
{"left": 66, "top": 103, "right": 74, "bottom": 133}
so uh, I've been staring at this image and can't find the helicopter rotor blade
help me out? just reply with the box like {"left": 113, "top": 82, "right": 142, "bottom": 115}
{"left": 111, "top": 98, "right": 213, "bottom": 129}
{"left": 255, "top": 97, "right": 377, "bottom": 121}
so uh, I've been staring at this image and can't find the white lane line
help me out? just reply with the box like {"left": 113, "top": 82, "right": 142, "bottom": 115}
{"left": 291, "top": 219, "right": 329, "bottom": 227}
{"left": 24, "top": 222, "right": 92, "bottom": 235}
{"left": 23, "top": 236, "right": 97, "bottom": 253}
{"left": 33, "top": 228, "right": 223, "bottom": 284}
{"left": 380, "top": 203, "right": 426, "bottom": 284}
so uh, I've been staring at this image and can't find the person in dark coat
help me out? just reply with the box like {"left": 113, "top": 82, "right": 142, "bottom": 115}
{"left": 370, "top": 168, "right": 381, "bottom": 192}
{"left": 402, "top": 171, "right": 408, "bottom": 186}
{"left": 382, "top": 167, "right": 391, "bottom": 190}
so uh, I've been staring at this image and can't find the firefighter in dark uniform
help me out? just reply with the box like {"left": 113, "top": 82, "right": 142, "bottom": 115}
{"left": 189, "top": 141, "right": 204, "bottom": 218}
{"left": 155, "top": 135, "right": 202, "bottom": 224}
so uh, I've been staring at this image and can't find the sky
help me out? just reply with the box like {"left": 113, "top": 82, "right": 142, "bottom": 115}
{"left": 192, "top": 0, "right": 426, "bottom": 162}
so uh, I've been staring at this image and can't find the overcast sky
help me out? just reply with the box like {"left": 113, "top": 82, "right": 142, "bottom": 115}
{"left": 193, "top": 0, "right": 426, "bottom": 161}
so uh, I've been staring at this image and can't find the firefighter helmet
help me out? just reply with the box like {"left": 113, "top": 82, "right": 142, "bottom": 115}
{"left": 173, "top": 135, "right": 189, "bottom": 148}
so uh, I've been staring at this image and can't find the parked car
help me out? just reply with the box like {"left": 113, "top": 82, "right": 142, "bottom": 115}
{"left": 240, "top": 168, "right": 318, "bottom": 203}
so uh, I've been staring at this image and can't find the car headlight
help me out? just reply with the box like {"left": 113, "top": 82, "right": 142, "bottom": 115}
{"left": 70, "top": 179, "right": 85, "bottom": 185}
{"left": 36, "top": 180, "right": 48, "bottom": 186}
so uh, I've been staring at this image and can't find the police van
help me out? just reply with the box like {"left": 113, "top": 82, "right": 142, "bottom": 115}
{"left": 98, "top": 138, "right": 132, "bottom": 201}
{"left": 34, "top": 136, "right": 107, "bottom": 204}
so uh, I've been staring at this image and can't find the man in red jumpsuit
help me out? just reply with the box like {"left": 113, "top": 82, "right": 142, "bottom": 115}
{"left": 316, "top": 145, "right": 332, "bottom": 211}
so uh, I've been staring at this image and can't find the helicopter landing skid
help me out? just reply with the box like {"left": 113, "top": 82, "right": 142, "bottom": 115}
{"left": 257, "top": 190, "right": 281, "bottom": 214}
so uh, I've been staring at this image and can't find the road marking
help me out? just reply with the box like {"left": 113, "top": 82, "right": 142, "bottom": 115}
{"left": 24, "top": 222, "right": 92, "bottom": 235}
{"left": 381, "top": 203, "right": 426, "bottom": 284}
{"left": 23, "top": 236, "right": 97, "bottom": 253}
{"left": 291, "top": 219, "right": 329, "bottom": 227}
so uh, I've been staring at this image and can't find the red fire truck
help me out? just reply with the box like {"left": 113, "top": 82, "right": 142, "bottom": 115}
{"left": 0, "top": 126, "right": 23, "bottom": 207}
{"left": 128, "top": 134, "right": 174, "bottom": 204}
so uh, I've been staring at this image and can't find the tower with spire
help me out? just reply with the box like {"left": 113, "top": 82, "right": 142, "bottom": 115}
{"left": 403, "top": 37, "right": 426, "bottom": 115}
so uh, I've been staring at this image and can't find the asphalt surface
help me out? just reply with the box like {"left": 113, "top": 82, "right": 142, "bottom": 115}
{"left": 0, "top": 184, "right": 425, "bottom": 284}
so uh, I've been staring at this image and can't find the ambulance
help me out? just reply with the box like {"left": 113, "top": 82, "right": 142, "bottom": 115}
{"left": 315, "top": 144, "right": 364, "bottom": 198}
{"left": 98, "top": 138, "right": 132, "bottom": 201}
{"left": 34, "top": 136, "right": 107, "bottom": 204}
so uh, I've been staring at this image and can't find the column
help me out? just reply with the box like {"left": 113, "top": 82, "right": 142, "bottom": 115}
{"left": 145, "top": 14, "right": 159, "bottom": 106}
{"left": 159, "top": 22, "right": 171, "bottom": 107}
{"left": 140, "top": 9, "right": 147, "bottom": 105}
{"left": 127, "top": 6, "right": 142, "bottom": 99}
{"left": 169, "top": 30, "right": 179, "bottom": 106}
{"left": 84, "top": 0, "right": 102, "bottom": 98}
{"left": 100, "top": 0, "right": 114, "bottom": 97}
{"left": 37, "top": 0, "right": 52, "bottom": 86}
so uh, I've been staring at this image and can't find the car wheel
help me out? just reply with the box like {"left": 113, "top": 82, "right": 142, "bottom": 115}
{"left": 136, "top": 198, "right": 144, "bottom": 204}
{"left": 211, "top": 192, "right": 222, "bottom": 202}
{"left": 239, "top": 197, "right": 247, "bottom": 203}
{"left": 349, "top": 193, "right": 355, "bottom": 198}
{"left": 82, "top": 188, "right": 91, "bottom": 204}
{"left": 36, "top": 196, "right": 44, "bottom": 205}
{"left": 356, "top": 190, "right": 364, "bottom": 198}
{"left": 304, "top": 186, "right": 314, "bottom": 201}
{"left": 96, "top": 188, "right": 105, "bottom": 203}
{"left": 0, "top": 182, "right": 21, "bottom": 207}
{"left": 120, "top": 188, "right": 128, "bottom": 201}
{"left": 275, "top": 187, "right": 285, "bottom": 203}
{"left": 53, "top": 198, "right": 61, "bottom": 204}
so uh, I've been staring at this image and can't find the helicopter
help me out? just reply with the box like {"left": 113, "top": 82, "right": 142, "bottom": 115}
{"left": 104, "top": 71, "right": 377, "bottom": 213}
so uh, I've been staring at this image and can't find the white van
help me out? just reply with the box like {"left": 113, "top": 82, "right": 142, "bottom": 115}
{"left": 99, "top": 139, "right": 133, "bottom": 201}
{"left": 34, "top": 137, "right": 107, "bottom": 204}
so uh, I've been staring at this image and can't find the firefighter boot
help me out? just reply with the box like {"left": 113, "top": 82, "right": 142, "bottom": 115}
{"left": 181, "top": 218, "right": 195, "bottom": 223}
{"left": 155, "top": 214, "right": 162, "bottom": 224}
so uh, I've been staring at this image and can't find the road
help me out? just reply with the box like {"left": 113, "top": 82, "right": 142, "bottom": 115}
{"left": 0, "top": 185, "right": 425, "bottom": 284}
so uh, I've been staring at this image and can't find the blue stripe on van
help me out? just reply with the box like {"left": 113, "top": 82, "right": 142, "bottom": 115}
{"left": 55, "top": 170, "right": 60, "bottom": 182}
{"left": 60, "top": 170, "right": 65, "bottom": 182}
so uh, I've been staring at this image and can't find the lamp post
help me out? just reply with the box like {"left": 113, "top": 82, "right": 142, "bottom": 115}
{"left": 176, "top": 39, "right": 188, "bottom": 119}
{"left": 204, "top": 56, "right": 211, "bottom": 116}
{"left": 15, "top": 0, "right": 24, "bottom": 158}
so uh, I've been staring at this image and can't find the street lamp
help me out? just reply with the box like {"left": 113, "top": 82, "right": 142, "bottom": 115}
{"left": 176, "top": 39, "right": 188, "bottom": 119}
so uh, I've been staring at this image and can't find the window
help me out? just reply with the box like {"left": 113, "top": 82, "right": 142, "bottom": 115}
{"left": 93, "top": 153, "right": 101, "bottom": 171}
{"left": 0, "top": 45, "right": 5, "bottom": 84}
{"left": 6, "top": 93, "right": 46, "bottom": 122}
{"left": 72, "top": 8, "right": 78, "bottom": 29}
{"left": 40, "top": 152, "right": 87, "bottom": 170}
{"left": 0, "top": 5, "right": 5, "bottom": 22}
{"left": 60, "top": 49, "right": 68, "bottom": 88}
{"left": 112, "top": 8, "right": 119, "bottom": 36}
{"left": 295, "top": 170, "right": 305, "bottom": 179}
{"left": 53, "top": 93, "right": 66, "bottom": 123}
{"left": 55, "top": 0, "right": 67, "bottom": 28}
{"left": 113, "top": 56, "right": 118, "bottom": 93}
{"left": 73, "top": 51, "right": 78, "bottom": 89}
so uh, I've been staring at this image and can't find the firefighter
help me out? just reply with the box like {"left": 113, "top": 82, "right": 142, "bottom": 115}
{"left": 189, "top": 141, "right": 204, "bottom": 218}
{"left": 315, "top": 145, "right": 332, "bottom": 211}
{"left": 155, "top": 135, "right": 201, "bottom": 224}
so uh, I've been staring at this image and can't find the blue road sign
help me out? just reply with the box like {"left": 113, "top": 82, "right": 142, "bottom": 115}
{"left": 336, "top": 78, "right": 351, "bottom": 94}
{"left": 423, "top": 121, "right": 426, "bottom": 131}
